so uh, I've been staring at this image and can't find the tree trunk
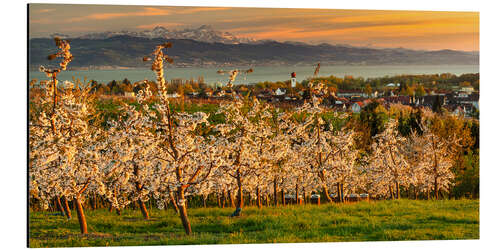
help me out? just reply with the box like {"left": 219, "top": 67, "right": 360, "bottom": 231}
{"left": 55, "top": 196, "right": 65, "bottom": 215}
{"left": 427, "top": 189, "right": 430, "bottom": 200}
{"left": 281, "top": 189, "right": 285, "bottom": 206}
{"left": 395, "top": 181, "right": 400, "bottom": 200}
{"left": 203, "top": 195, "right": 207, "bottom": 208}
{"left": 303, "top": 187, "right": 307, "bottom": 205}
{"left": 116, "top": 208, "right": 121, "bottom": 216}
{"left": 93, "top": 193, "right": 98, "bottom": 210}
{"left": 322, "top": 184, "right": 333, "bottom": 203}
{"left": 138, "top": 200, "right": 150, "bottom": 219}
{"left": 88, "top": 196, "right": 94, "bottom": 210}
{"left": 222, "top": 190, "right": 226, "bottom": 208}
{"left": 167, "top": 188, "right": 179, "bottom": 214}
{"left": 61, "top": 196, "right": 71, "bottom": 219}
{"left": 134, "top": 164, "right": 150, "bottom": 218}
{"left": 336, "top": 183, "right": 342, "bottom": 203}
{"left": 149, "top": 196, "right": 153, "bottom": 212}
{"left": 273, "top": 177, "right": 278, "bottom": 206}
{"left": 342, "top": 183, "right": 345, "bottom": 203}
{"left": 236, "top": 169, "right": 243, "bottom": 210}
{"left": 389, "top": 185, "right": 394, "bottom": 200}
{"left": 434, "top": 177, "right": 439, "bottom": 200}
{"left": 74, "top": 197, "right": 88, "bottom": 234}
{"left": 177, "top": 186, "right": 192, "bottom": 235}
{"left": 217, "top": 193, "right": 221, "bottom": 208}
{"left": 295, "top": 183, "right": 299, "bottom": 205}
{"left": 340, "top": 183, "right": 345, "bottom": 203}
{"left": 228, "top": 189, "right": 235, "bottom": 208}
{"left": 256, "top": 187, "right": 262, "bottom": 208}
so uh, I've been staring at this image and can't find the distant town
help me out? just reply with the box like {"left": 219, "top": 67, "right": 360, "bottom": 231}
{"left": 31, "top": 72, "right": 478, "bottom": 118}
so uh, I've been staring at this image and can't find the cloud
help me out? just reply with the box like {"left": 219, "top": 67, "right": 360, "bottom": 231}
{"left": 30, "top": 18, "right": 54, "bottom": 24}
{"left": 67, "top": 7, "right": 171, "bottom": 22}
{"left": 172, "top": 7, "right": 232, "bottom": 14}
{"left": 36, "top": 8, "right": 56, "bottom": 13}
{"left": 222, "top": 12, "right": 478, "bottom": 50}
{"left": 65, "top": 6, "right": 232, "bottom": 23}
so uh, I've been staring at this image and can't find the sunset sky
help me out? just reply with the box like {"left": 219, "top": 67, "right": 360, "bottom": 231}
{"left": 29, "top": 4, "right": 479, "bottom": 51}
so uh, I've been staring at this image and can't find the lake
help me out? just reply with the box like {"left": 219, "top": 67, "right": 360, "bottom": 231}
{"left": 29, "top": 64, "right": 479, "bottom": 86}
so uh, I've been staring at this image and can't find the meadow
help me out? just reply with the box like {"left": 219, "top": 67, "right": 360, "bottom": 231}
{"left": 29, "top": 199, "right": 479, "bottom": 247}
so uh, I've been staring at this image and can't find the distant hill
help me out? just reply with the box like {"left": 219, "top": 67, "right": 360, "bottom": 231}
{"left": 28, "top": 36, "right": 479, "bottom": 70}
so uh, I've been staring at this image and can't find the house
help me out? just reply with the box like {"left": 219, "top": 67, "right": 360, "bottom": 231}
{"left": 322, "top": 96, "right": 349, "bottom": 109}
{"left": 332, "top": 97, "right": 349, "bottom": 110}
{"left": 414, "top": 95, "right": 440, "bottom": 107}
{"left": 460, "top": 86, "right": 475, "bottom": 94}
{"left": 351, "top": 102, "right": 363, "bottom": 113}
{"left": 123, "top": 92, "right": 135, "bottom": 98}
{"left": 382, "top": 96, "right": 411, "bottom": 105}
{"left": 257, "top": 89, "right": 274, "bottom": 98}
{"left": 165, "top": 93, "right": 181, "bottom": 98}
{"left": 275, "top": 88, "right": 286, "bottom": 96}
{"left": 386, "top": 83, "right": 400, "bottom": 87}
{"left": 335, "top": 97, "right": 349, "bottom": 105}
{"left": 457, "top": 93, "right": 479, "bottom": 110}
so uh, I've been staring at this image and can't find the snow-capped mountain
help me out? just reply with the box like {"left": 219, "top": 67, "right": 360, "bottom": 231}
{"left": 49, "top": 33, "right": 71, "bottom": 39}
{"left": 77, "top": 25, "right": 257, "bottom": 44}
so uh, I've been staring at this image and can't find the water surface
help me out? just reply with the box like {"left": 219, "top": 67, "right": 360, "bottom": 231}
{"left": 29, "top": 64, "right": 479, "bottom": 86}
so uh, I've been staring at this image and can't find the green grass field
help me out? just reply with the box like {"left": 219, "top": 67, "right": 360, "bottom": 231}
{"left": 28, "top": 199, "right": 479, "bottom": 247}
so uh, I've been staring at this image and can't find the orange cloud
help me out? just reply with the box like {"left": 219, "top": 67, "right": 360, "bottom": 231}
{"left": 224, "top": 10, "right": 478, "bottom": 50}
{"left": 172, "top": 7, "right": 232, "bottom": 14}
{"left": 67, "top": 7, "right": 171, "bottom": 22}
{"left": 36, "top": 8, "right": 56, "bottom": 13}
{"left": 30, "top": 18, "right": 54, "bottom": 24}
{"left": 66, "top": 6, "right": 232, "bottom": 23}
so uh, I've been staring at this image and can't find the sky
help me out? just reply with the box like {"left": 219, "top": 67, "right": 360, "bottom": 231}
{"left": 28, "top": 4, "right": 479, "bottom": 51}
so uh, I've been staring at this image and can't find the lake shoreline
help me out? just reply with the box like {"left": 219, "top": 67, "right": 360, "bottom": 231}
{"left": 29, "top": 64, "right": 479, "bottom": 86}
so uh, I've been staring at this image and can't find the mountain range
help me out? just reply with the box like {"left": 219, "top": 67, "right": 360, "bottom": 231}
{"left": 29, "top": 26, "right": 479, "bottom": 70}
{"left": 50, "top": 25, "right": 257, "bottom": 44}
